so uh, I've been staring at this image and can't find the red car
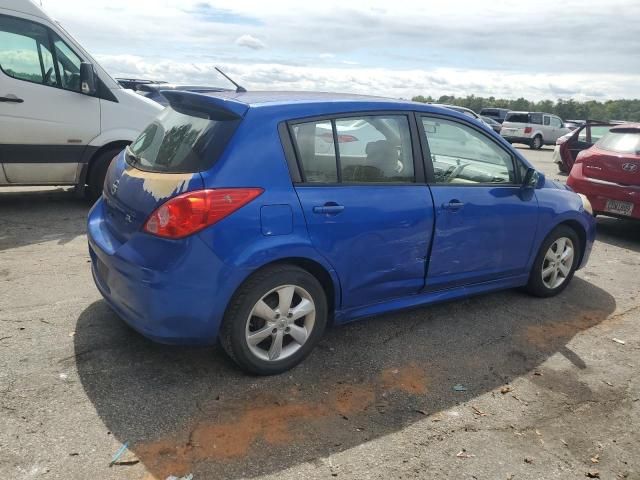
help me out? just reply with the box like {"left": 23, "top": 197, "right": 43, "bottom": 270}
{"left": 567, "top": 124, "right": 640, "bottom": 220}
{"left": 554, "top": 121, "right": 618, "bottom": 173}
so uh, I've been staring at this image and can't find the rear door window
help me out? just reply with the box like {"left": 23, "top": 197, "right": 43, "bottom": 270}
{"left": 127, "top": 106, "right": 240, "bottom": 173}
{"left": 529, "top": 113, "right": 542, "bottom": 125}
{"left": 291, "top": 115, "right": 415, "bottom": 183}
{"left": 505, "top": 113, "right": 529, "bottom": 123}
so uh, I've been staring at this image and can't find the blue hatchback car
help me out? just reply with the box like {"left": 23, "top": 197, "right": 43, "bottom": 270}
{"left": 88, "top": 91, "right": 596, "bottom": 375}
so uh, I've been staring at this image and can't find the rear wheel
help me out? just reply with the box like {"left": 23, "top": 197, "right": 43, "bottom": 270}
{"left": 526, "top": 225, "right": 581, "bottom": 297}
{"left": 557, "top": 162, "right": 568, "bottom": 173}
{"left": 86, "top": 147, "right": 123, "bottom": 203}
{"left": 530, "top": 135, "right": 543, "bottom": 150}
{"left": 219, "top": 265, "right": 328, "bottom": 375}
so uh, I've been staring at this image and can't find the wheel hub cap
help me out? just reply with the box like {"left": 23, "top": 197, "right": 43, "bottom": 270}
{"left": 541, "top": 237, "right": 574, "bottom": 289}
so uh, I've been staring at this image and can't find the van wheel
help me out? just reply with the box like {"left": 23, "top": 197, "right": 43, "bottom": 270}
{"left": 220, "top": 265, "right": 328, "bottom": 375}
{"left": 86, "top": 147, "right": 123, "bottom": 202}
{"left": 530, "top": 135, "right": 543, "bottom": 150}
{"left": 525, "top": 225, "right": 581, "bottom": 297}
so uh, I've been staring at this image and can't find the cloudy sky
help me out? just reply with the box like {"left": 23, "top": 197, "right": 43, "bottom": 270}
{"left": 43, "top": 0, "right": 640, "bottom": 101}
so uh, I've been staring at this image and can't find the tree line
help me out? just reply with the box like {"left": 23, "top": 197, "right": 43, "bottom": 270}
{"left": 411, "top": 95, "right": 640, "bottom": 122}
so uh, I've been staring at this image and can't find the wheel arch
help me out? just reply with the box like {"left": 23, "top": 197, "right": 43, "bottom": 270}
{"left": 557, "top": 219, "right": 587, "bottom": 267}
{"left": 77, "top": 141, "right": 130, "bottom": 194}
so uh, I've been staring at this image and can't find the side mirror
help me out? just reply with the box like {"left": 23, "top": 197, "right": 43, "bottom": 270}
{"left": 522, "top": 167, "right": 540, "bottom": 189}
{"left": 80, "top": 62, "right": 97, "bottom": 95}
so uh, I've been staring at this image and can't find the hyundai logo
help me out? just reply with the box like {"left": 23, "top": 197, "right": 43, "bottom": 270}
{"left": 622, "top": 162, "right": 639, "bottom": 172}
{"left": 110, "top": 179, "right": 119, "bottom": 195}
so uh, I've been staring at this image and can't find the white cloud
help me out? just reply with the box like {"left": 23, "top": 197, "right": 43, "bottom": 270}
{"left": 235, "top": 34, "right": 266, "bottom": 50}
{"left": 96, "top": 54, "right": 639, "bottom": 101}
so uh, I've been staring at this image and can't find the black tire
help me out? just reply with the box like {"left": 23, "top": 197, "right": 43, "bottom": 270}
{"left": 219, "top": 264, "right": 328, "bottom": 375}
{"left": 529, "top": 135, "right": 543, "bottom": 150}
{"left": 525, "top": 225, "right": 581, "bottom": 298}
{"left": 557, "top": 162, "right": 568, "bottom": 174}
{"left": 86, "top": 147, "right": 123, "bottom": 202}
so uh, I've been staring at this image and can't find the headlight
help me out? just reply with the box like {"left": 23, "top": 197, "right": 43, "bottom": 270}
{"left": 577, "top": 193, "right": 593, "bottom": 215}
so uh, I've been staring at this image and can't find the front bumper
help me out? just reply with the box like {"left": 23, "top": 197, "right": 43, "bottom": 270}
{"left": 87, "top": 199, "right": 232, "bottom": 344}
{"left": 501, "top": 135, "right": 533, "bottom": 144}
{"left": 568, "top": 164, "right": 640, "bottom": 220}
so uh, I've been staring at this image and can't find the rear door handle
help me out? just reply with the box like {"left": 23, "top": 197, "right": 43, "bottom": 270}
{"left": 0, "top": 95, "right": 24, "bottom": 103}
{"left": 442, "top": 200, "right": 465, "bottom": 210}
{"left": 313, "top": 204, "right": 345, "bottom": 215}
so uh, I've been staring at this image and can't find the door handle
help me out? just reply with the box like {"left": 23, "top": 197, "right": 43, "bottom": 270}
{"left": 313, "top": 203, "right": 345, "bottom": 215}
{"left": 442, "top": 200, "right": 465, "bottom": 210}
{"left": 0, "top": 95, "right": 24, "bottom": 103}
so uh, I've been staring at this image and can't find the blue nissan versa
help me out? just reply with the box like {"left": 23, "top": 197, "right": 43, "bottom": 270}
{"left": 88, "top": 91, "right": 596, "bottom": 375}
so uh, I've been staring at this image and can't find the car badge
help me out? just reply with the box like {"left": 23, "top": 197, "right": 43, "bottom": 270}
{"left": 124, "top": 214, "right": 133, "bottom": 223}
{"left": 622, "top": 162, "right": 638, "bottom": 173}
{"left": 110, "top": 179, "right": 120, "bottom": 195}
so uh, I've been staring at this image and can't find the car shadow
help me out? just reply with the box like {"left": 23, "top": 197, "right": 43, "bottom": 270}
{"left": 596, "top": 216, "right": 640, "bottom": 254}
{"left": 74, "top": 277, "right": 616, "bottom": 479}
{"left": 0, "top": 188, "right": 89, "bottom": 252}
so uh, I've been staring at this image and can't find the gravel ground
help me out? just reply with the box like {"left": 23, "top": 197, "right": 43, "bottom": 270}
{"left": 1, "top": 147, "right": 639, "bottom": 480}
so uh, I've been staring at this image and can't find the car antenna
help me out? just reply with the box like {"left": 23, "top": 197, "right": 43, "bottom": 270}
{"left": 215, "top": 66, "right": 247, "bottom": 93}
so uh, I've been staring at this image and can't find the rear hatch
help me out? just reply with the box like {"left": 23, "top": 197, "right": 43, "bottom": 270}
{"left": 501, "top": 112, "right": 539, "bottom": 137}
{"left": 581, "top": 127, "right": 640, "bottom": 186}
{"left": 102, "top": 92, "right": 244, "bottom": 243}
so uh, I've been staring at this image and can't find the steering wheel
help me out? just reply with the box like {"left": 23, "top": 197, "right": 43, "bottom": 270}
{"left": 43, "top": 67, "right": 54, "bottom": 85}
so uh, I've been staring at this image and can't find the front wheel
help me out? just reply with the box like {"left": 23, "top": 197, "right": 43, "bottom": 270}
{"left": 219, "top": 265, "right": 328, "bottom": 375}
{"left": 525, "top": 225, "right": 581, "bottom": 297}
{"left": 86, "top": 147, "right": 124, "bottom": 202}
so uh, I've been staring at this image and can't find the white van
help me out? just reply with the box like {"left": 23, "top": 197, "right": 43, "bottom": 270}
{"left": 0, "top": 0, "right": 162, "bottom": 199}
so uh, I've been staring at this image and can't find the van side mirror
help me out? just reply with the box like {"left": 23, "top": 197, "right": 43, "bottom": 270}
{"left": 522, "top": 167, "right": 539, "bottom": 188}
{"left": 80, "top": 62, "right": 97, "bottom": 95}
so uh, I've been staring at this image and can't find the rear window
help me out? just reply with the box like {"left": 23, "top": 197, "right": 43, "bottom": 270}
{"left": 596, "top": 130, "right": 640, "bottom": 154}
{"left": 504, "top": 112, "right": 530, "bottom": 123}
{"left": 126, "top": 107, "right": 239, "bottom": 173}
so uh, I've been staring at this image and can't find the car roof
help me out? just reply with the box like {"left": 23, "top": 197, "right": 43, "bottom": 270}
{"left": 610, "top": 123, "right": 640, "bottom": 132}
{"left": 198, "top": 90, "right": 409, "bottom": 107}
{"left": 140, "top": 84, "right": 231, "bottom": 93}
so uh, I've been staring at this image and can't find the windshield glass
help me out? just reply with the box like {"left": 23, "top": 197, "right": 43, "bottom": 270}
{"left": 596, "top": 130, "right": 640, "bottom": 154}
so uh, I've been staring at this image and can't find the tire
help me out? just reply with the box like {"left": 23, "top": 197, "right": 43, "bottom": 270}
{"left": 525, "top": 225, "right": 581, "bottom": 298}
{"left": 219, "top": 264, "right": 328, "bottom": 375}
{"left": 86, "top": 147, "right": 123, "bottom": 202}
{"left": 529, "top": 135, "right": 543, "bottom": 150}
{"left": 557, "top": 162, "right": 568, "bottom": 174}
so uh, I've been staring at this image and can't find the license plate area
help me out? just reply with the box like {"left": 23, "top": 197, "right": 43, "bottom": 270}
{"left": 604, "top": 199, "right": 634, "bottom": 216}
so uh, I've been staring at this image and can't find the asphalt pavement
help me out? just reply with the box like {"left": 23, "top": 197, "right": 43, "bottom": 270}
{"left": 1, "top": 146, "right": 639, "bottom": 480}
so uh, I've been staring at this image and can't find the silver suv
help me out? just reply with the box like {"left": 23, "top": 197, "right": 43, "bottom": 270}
{"left": 500, "top": 112, "right": 570, "bottom": 149}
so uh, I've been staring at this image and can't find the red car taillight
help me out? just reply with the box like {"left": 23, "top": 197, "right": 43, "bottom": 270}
{"left": 524, "top": 127, "right": 532, "bottom": 134}
{"left": 143, "top": 188, "right": 263, "bottom": 239}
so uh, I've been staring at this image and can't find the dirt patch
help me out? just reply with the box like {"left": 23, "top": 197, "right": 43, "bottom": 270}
{"left": 136, "top": 363, "right": 429, "bottom": 478}
{"left": 380, "top": 363, "right": 428, "bottom": 394}
{"left": 520, "top": 311, "right": 608, "bottom": 349}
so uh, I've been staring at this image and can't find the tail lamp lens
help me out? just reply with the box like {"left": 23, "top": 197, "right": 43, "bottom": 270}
{"left": 143, "top": 188, "right": 263, "bottom": 239}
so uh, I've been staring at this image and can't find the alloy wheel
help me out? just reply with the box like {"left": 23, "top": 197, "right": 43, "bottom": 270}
{"left": 245, "top": 284, "right": 316, "bottom": 362}
{"left": 541, "top": 237, "right": 574, "bottom": 289}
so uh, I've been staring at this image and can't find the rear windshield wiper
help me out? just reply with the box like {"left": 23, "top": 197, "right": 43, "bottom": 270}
{"left": 125, "top": 146, "right": 141, "bottom": 166}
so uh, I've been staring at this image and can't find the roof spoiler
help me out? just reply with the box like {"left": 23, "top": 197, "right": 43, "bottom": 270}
{"left": 160, "top": 90, "right": 248, "bottom": 121}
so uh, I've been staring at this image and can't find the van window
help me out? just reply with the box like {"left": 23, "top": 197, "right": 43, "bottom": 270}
{"left": 0, "top": 15, "right": 55, "bottom": 85}
{"left": 421, "top": 116, "right": 515, "bottom": 184}
{"left": 52, "top": 34, "right": 82, "bottom": 91}
{"left": 505, "top": 112, "right": 530, "bottom": 123}
{"left": 126, "top": 107, "right": 240, "bottom": 173}
{"left": 543, "top": 116, "right": 551, "bottom": 126}
{"left": 529, "top": 113, "right": 542, "bottom": 125}
{"left": 550, "top": 117, "right": 562, "bottom": 128}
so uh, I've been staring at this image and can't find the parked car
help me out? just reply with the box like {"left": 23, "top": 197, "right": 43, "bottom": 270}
{"left": 567, "top": 124, "right": 640, "bottom": 220}
{"left": 481, "top": 115, "right": 502, "bottom": 133}
{"left": 479, "top": 108, "right": 510, "bottom": 124}
{"left": 136, "top": 83, "right": 231, "bottom": 107}
{"left": 0, "top": 0, "right": 162, "bottom": 199}
{"left": 553, "top": 121, "right": 620, "bottom": 173}
{"left": 117, "top": 78, "right": 168, "bottom": 90}
{"left": 501, "top": 111, "right": 570, "bottom": 149}
{"left": 88, "top": 91, "right": 595, "bottom": 374}
{"left": 564, "top": 119, "right": 585, "bottom": 131}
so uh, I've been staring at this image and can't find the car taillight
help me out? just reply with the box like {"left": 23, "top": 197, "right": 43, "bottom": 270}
{"left": 337, "top": 134, "right": 358, "bottom": 143}
{"left": 524, "top": 127, "right": 532, "bottom": 134}
{"left": 143, "top": 188, "right": 263, "bottom": 239}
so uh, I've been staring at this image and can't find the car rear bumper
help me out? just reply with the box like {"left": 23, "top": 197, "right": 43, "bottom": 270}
{"left": 568, "top": 164, "right": 640, "bottom": 220}
{"left": 87, "top": 199, "right": 235, "bottom": 344}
